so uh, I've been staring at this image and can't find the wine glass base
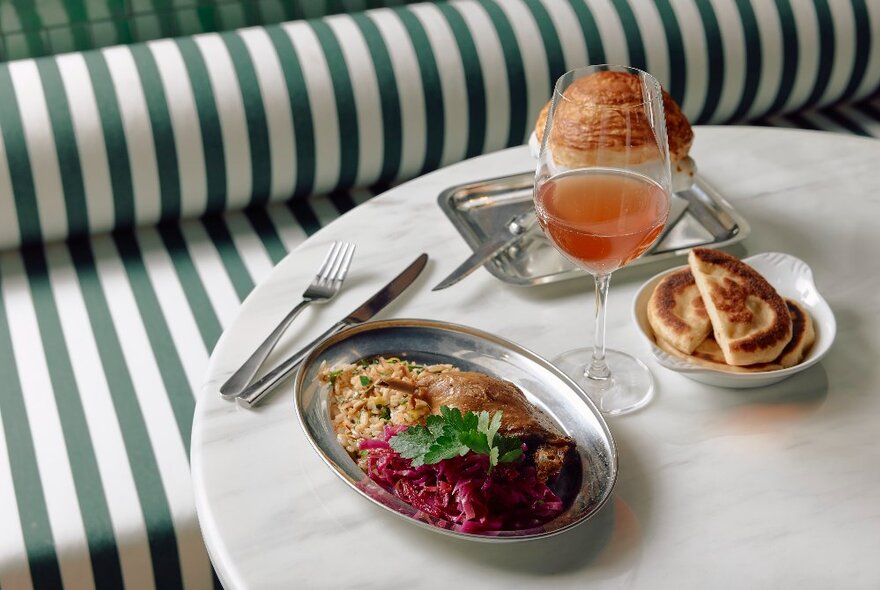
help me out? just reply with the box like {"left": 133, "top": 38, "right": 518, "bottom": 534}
{"left": 553, "top": 348, "right": 654, "bottom": 416}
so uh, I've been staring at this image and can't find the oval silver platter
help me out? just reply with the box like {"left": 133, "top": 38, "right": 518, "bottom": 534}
{"left": 293, "top": 318, "right": 618, "bottom": 542}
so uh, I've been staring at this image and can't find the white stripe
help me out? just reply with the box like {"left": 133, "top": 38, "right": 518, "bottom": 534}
{"left": 708, "top": 0, "right": 746, "bottom": 122}
{"left": 492, "top": 0, "right": 550, "bottom": 144}
{"left": 0, "top": 126, "right": 21, "bottom": 250}
{"left": 223, "top": 213, "right": 276, "bottom": 285}
{"left": 8, "top": 61, "right": 68, "bottom": 242}
{"left": 668, "top": 0, "right": 708, "bottom": 121}
{"left": 325, "top": 16, "right": 384, "bottom": 185}
{"left": 626, "top": 0, "right": 670, "bottom": 90}
{"left": 91, "top": 236, "right": 212, "bottom": 590}
{"left": 785, "top": 1, "right": 820, "bottom": 113}
{"left": 137, "top": 228, "right": 211, "bottom": 395}
{"left": 583, "top": 0, "right": 630, "bottom": 65}
{"left": 55, "top": 53, "right": 116, "bottom": 236}
{"left": 147, "top": 39, "right": 209, "bottom": 219}
{"left": 822, "top": 0, "right": 856, "bottom": 106}
{"left": 102, "top": 46, "right": 163, "bottom": 225}
{"left": 281, "top": 21, "right": 342, "bottom": 194}
{"left": 746, "top": 0, "right": 784, "bottom": 120}
{"left": 856, "top": 0, "right": 880, "bottom": 99}
{"left": 0, "top": 252, "right": 95, "bottom": 590}
{"left": 410, "top": 3, "right": 469, "bottom": 166}
{"left": 540, "top": 0, "right": 588, "bottom": 70}
{"left": 179, "top": 220, "right": 243, "bottom": 328}
{"left": 0, "top": 411, "right": 34, "bottom": 590}
{"left": 238, "top": 27, "right": 297, "bottom": 200}
{"left": 45, "top": 244, "right": 156, "bottom": 590}
{"left": 452, "top": 2, "right": 510, "bottom": 153}
{"left": 193, "top": 33, "right": 253, "bottom": 209}
{"left": 369, "top": 9, "right": 427, "bottom": 178}
{"left": 265, "top": 205, "right": 308, "bottom": 252}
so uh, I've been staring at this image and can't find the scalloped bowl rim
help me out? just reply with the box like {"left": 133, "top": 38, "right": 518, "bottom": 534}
{"left": 632, "top": 252, "right": 836, "bottom": 385}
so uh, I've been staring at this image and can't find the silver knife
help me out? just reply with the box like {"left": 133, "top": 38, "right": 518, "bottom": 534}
{"left": 235, "top": 253, "right": 429, "bottom": 409}
{"left": 433, "top": 211, "right": 537, "bottom": 291}
{"left": 676, "top": 189, "right": 731, "bottom": 241}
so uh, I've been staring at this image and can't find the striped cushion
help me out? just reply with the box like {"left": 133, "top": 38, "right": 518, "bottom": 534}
{"left": 0, "top": 189, "right": 375, "bottom": 588}
{"left": 0, "top": 0, "right": 432, "bottom": 61}
{"left": 1, "top": 0, "right": 878, "bottom": 251}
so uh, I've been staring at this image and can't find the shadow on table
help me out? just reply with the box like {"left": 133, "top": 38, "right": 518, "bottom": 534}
{"left": 711, "top": 363, "right": 829, "bottom": 434}
{"left": 387, "top": 431, "right": 649, "bottom": 577}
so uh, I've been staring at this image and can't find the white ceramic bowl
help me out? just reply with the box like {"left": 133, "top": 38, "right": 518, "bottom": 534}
{"left": 632, "top": 252, "right": 836, "bottom": 388}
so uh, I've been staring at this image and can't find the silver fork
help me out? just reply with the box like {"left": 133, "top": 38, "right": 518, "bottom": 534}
{"left": 220, "top": 241, "right": 356, "bottom": 399}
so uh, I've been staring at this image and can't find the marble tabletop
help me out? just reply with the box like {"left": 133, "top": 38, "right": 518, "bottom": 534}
{"left": 192, "top": 127, "right": 880, "bottom": 589}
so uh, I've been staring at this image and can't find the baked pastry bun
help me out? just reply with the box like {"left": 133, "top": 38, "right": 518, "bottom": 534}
{"left": 688, "top": 248, "right": 792, "bottom": 366}
{"left": 535, "top": 71, "right": 694, "bottom": 175}
{"left": 647, "top": 268, "right": 712, "bottom": 354}
{"left": 776, "top": 299, "right": 815, "bottom": 368}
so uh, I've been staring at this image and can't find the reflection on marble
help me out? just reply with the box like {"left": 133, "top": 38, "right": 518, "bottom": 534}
{"left": 192, "top": 127, "right": 880, "bottom": 588}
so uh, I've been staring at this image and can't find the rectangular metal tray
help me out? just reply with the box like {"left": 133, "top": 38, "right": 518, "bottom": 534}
{"left": 438, "top": 172, "right": 750, "bottom": 287}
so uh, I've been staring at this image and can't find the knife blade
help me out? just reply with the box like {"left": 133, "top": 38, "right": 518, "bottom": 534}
{"left": 676, "top": 189, "right": 732, "bottom": 242}
{"left": 235, "top": 253, "right": 429, "bottom": 408}
{"left": 432, "top": 211, "right": 536, "bottom": 291}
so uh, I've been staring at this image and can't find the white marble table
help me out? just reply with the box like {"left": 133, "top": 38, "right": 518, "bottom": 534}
{"left": 192, "top": 127, "right": 880, "bottom": 589}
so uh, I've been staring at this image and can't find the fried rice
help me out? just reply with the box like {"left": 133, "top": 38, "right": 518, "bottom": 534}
{"left": 321, "top": 357, "right": 458, "bottom": 455}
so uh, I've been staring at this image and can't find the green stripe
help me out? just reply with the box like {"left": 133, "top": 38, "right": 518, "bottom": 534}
{"left": 10, "top": 2, "right": 47, "bottom": 56}
{"left": 310, "top": 20, "right": 361, "bottom": 190}
{"left": 820, "top": 109, "right": 870, "bottom": 136}
{"left": 328, "top": 191, "right": 357, "bottom": 215}
{"left": 244, "top": 209, "right": 288, "bottom": 265}
{"left": 768, "top": 0, "right": 798, "bottom": 114}
{"left": 288, "top": 199, "right": 322, "bottom": 236}
{"left": 784, "top": 113, "right": 820, "bottom": 130}
{"left": 195, "top": 5, "right": 220, "bottom": 33}
{"left": 0, "top": 65, "right": 42, "bottom": 244}
{"left": 200, "top": 216, "right": 254, "bottom": 300}
{"left": 481, "top": 1, "right": 527, "bottom": 146}
{"left": 69, "top": 237, "right": 185, "bottom": 590}
{"left": 694, "top": 0, "right": 724, "bottom": 123}
{"left": 158, "top": 224, "right": 223, "bottom": 350}
{"left": 804, "top": 0, "right": 834, "bottom": 107}
{"left": 112, "top": 232, "right": 195, "bottom": 450}
{"left": 839, "top": 0, "right": 870, "bottom": 102}
{"left": 654, "top": 0, "right": 686, "bottom": 104}
{"left": 36, "top": 58, "right": 90, "bottom": 239}
{"left": 523, "top": 0, "right": 567, "bottom": 89}
{"left": 0, "top": 269, "right": 63, "bottom": 589}
{"left": 729, "top": 0, "right": 762, "bottom": 122}
{"left": 569, "top": 1, "right": 606, "bottom": 64}
{"left": 23, "top": 246, "right": 126, "bottom": 589}
{"left": 610, "top": 0, "right": 647, "bottom": 71}
{"left": 221, "top": 32, "right": 272, "bottom": 205}
{"left": 351, "top": 13, "right": 402, "bottom": 185}
{"left": 396, "top": 9, "right": 445, "bottom": 172}
{"left": 130, "top": 44, "right": 181, "bottom": 221}
{"left": 175, "top": 37, "right": 228, "bottom": 215}
{"left": 83, "top": 51, "right": 137, "bottom": 230}
{"left": 58, "top": 0, "right": 93, "bottom": 51}
{"left": 436, "top": 2, "right": 486, "bottom": 158}
{"left": 265, "top": 26, "right": 316, "bottom": 198}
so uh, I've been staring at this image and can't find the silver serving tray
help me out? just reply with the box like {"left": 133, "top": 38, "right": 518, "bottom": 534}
{"left": 293, "top": 319, "right": 618, "bottom": 542}
{"left": 438, "top": 172, "right": 750, "bottom": 287}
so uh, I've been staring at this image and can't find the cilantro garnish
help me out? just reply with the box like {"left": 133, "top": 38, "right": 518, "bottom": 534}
{"left": 389, "top": 406, "right": 523, "bottom": 470}
{"left": 359, "top": 375, "right": 372, "bottom": 387}
{"left": 328, "top": 370, "right": 343, "bottom": 386}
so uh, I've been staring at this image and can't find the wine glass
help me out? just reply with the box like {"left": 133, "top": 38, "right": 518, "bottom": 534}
{"left": 534, "top": 65, "right": 672, "bottom": 415}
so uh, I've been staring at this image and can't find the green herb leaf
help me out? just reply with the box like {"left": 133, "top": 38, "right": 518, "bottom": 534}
{"left": 328, "top": 370, "right": 343, "bottom": 385}
{"left": 359, "top": 375, "right": 372, "bottom": 387}
{"left": 388, "top": 406, "right": 522, "bottom": 472}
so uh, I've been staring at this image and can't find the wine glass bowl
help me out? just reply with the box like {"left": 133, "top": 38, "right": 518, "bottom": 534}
{"left": 534, "top": 65, "right": 672, "bottom": 415}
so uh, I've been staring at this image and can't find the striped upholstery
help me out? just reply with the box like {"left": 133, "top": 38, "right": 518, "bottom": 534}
{"left": 1, "top": 0, "right": 878, "bottom": 251}
{"left": 0, "top": 0, "right": 431, "bottom": 60}
{"left": 0, "top": 0, "right": 878, "bottom": 588}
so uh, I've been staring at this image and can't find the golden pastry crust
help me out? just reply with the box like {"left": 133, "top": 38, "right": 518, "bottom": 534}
{"left": 647, "top": 268, "right": 712, "bottom": 354}
{"left": 535, "top": 71, "right": 694, "bottom": 166}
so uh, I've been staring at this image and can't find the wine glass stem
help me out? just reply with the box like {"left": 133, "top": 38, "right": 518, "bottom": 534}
{"left": 587, "top": 273, "right": 612, "bottom": 381}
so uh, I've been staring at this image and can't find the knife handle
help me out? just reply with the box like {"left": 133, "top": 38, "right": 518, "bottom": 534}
{"left": 235, "top": 321, "right": 351, "bottom": 409}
